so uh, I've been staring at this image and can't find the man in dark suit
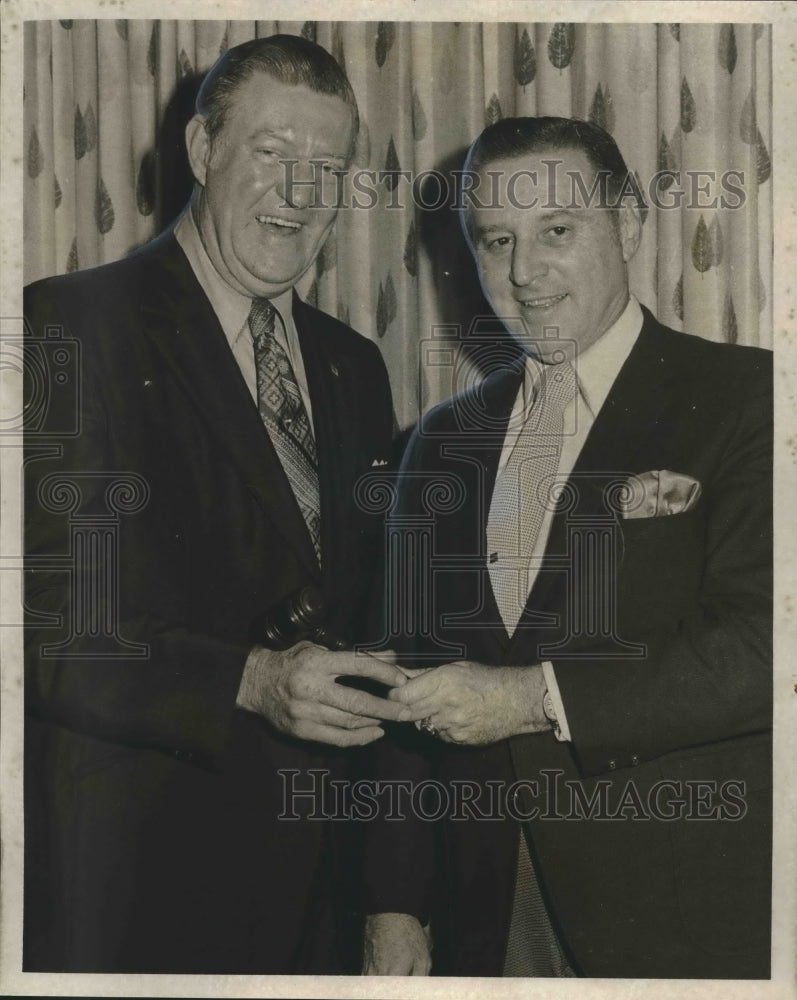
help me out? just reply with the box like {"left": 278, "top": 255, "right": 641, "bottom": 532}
{"left": 362, "top": 117, "right": 772, "bottom": 978}
{"left": 23, "top": 35, "right": 408, "bottom": 974}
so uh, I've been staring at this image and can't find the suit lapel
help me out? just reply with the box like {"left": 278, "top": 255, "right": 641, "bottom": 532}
{"left": 137, "top": 235, "right": 320, "bottom": 578}
{"left": 445, "top": 363, "right": 524, "bottom": 661}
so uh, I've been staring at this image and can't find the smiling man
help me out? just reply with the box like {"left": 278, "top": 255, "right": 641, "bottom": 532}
{"left": 363, "top": 117, "right": 772, "bottom": 978}
{"left": 24, "top": 35, "right": 404, "bottom": 973}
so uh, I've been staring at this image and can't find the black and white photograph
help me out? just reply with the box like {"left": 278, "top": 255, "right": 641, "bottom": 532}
{"left": 1, "top": 1, "right": 795, "bottom": 997}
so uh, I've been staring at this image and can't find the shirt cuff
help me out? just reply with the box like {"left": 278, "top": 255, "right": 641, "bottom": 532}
{"left": 541, "top": 661, "right": 572, "bottom": 742}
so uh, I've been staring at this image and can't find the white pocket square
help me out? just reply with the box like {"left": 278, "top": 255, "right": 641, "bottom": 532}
{"left": 620, "top": 470, "right": 702, "bottom": 519}
{"left": 371, "top": 458, "right": 389, "bottom": 467}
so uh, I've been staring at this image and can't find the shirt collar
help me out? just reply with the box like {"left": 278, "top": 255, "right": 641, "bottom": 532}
{"left": 522, "top": 295, "right": 643, "bottom": 419}
{"left": 174, "top": 205, "right": 295, "bottom": 347}
{"left": 574, "top": 295, "right": 643, "bottom": 418}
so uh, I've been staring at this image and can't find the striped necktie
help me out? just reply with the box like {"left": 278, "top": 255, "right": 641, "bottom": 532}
{"left": 249, "top": 298, "right": 321, "bottom": 562}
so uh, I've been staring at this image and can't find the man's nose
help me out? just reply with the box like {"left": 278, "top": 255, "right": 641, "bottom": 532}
{"left": 510, "top": 243, "right": 549, "bottom": 287}
{"left": 277, "top": 159, "right": 318, "bottom": 210}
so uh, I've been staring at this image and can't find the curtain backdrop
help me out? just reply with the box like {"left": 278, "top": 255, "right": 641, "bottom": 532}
{"left": 24, "top": 20, "right": 772, "bottom": 428}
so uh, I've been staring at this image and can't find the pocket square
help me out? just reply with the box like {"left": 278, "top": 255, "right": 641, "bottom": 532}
{"left": 371, "top": 458, "right": 389, "bottom": 467}
{"left": 620, "top": 470, "right": 702, "bottom": 519}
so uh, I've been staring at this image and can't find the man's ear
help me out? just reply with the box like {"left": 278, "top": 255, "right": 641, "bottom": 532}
{"left": 618, "top": 200, "right": 643, "bottom": 263}
{"left": 185, "top": 115, "right": 211, "bottom": 187}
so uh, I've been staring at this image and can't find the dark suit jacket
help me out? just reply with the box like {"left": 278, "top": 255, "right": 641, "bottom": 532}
{"left": 23, "top": 231, "right": 394, "bottom": 973}
{"left": 364, "top": 308, "right": 772, "bottom": 978}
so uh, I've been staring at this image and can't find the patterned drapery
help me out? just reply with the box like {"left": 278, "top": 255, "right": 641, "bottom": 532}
{"left": 24, "top": 20, "right": 772, "bottom": 428}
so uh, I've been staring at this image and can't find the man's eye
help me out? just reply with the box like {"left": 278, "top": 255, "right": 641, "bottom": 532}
{"left": 256, "top": 148, "right": 279, "bottom": 159}
{"left": 486, "top": 236, "right": 513, "bottom": 250}
{"left": 547, "top": 225, "right": 569, "bottom": 237}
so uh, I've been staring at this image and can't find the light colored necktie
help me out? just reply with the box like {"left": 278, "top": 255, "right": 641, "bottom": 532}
{"left": 502, "top": 829, "right": 576, "bottom": 977}
{"left": 249, "top": 298, "right": 321, "bottom": 562}
{"left": 489, "top": 361, "right": 578, "bottom": 976}
{"left": 486, "top": 360, "right": 577, "bottom": 633}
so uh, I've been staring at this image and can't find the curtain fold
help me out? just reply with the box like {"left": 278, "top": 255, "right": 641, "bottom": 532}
{"left": 24, "top": 20, "right": 772, "bottom": 428}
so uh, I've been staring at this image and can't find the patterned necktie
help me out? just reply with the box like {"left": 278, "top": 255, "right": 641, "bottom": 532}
{"left": 249, "top": 298, "right": 321, "bottom": 562}
{"left": 486, "top": 359, "right": 577, "bottom": 633}
{"left": 502, "top": 828, "right": 576, "bottom": 977}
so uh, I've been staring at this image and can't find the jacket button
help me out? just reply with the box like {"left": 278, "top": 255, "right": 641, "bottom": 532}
{"left": 608, "top": 758, "right": 617, "bottom": 770}
{"left": 631, "top": 754, "right": 640, "bottom": 766}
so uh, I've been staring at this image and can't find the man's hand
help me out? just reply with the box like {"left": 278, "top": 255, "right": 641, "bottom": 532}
{"left": 389, "top": 661, "right": 550, "bottom": 745}
{"left": 236, "top": 642, "right": 408, "bottom": 747}
{"left": 362, "top": 912, "right": 432, "bottom": 975}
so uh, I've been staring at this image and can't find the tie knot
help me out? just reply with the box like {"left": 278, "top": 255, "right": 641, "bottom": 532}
{"left": 249, "top": 297, "right": 277, "bottom": 345}
{"left": 538, "top": 360, "right": 577, "bottom": 411}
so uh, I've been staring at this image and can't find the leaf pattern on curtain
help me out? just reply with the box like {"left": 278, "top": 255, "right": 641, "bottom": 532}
{"left": 680, "top": 77, "right": 697, "bottom": 132}
{"left": 74, "top": 107, "right": 88, "bottom": 160}
{"left": 756, "top": 134, "right": 771, "bottom": 184}
{"left": 136, "top": 153, "right": 155, "bottom": 217}
{"left": 383, "top": 136, "right": 401, "bottom": 190}
{"left": 673, "top": 273, "right": 684, "bottom": 321}
{"left": 178, "top": 50, "right": 194, "bottom": 79}
{"left": 718, "top": 24, "right": 737, "bottom": 73}
{"left": 723, "top": 294, "right": 738, "bottom": 344}
{"left": 377, "top": 273, "right": 398, "bottom": 339}
{"left": 95, "top": 178, "right": 115, "bottom": 235}
{"left": 28, "top": 126, "right": 43, "bottom": 178}
{"left": 66, "top": 237, "right": 79, "bottom": 273}
{"left": 740, "top": 88, "right": 757, "bottom": 142}
{"left": 23, "top": 20, "right": 773, "bottom": 428}
{"left": 547, "top": 24, "right": 575, "bottom": 70}
{"left": 589, "top": 83, "right": 615, "bottom": 133}
{"left": 485, "top": 93, "right": 503, "bottom": 126}
{"left": 658, "top": 131, "right": 676, "bottom": 186}
{"left": 709, "top": 217, "right": 724, "bottom": 267}
{"left": 411, "top": 90, "right": 427, "bottom": 142}
{"left": 375, "top": 22, "right": 395, "bottom": 69}
{"left": 514, "top": 29, "right": 536, "bottom": 88}
{"left": 147, "top": 23, "right": 160, "bottom": 76}
{"left": 692, "top": 216, "right": 712, "bottom": 275}
{"left": 403, "top": 221, "right": 417, "bottom": 278}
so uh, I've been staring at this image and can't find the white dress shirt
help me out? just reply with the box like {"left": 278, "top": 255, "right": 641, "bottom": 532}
{"left": 494, "top": 296, "right": 644, "bottom": 740}
{"left": 174, "top": 207, "right": 315, "bottom": 431}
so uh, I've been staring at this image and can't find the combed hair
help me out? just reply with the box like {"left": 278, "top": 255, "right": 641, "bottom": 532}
{"left": 462, "top": 116, "right": 644, "bottom": 232}
{"left": 196, "top": 34, "right": 359, "bottom": 144}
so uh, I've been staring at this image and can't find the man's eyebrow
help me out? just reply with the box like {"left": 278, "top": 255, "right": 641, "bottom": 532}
{"left": 474, "top": 209, "right": 582, "bottom": 235}
{"left": 536, "top": 209, "right": 583, "bottom": 220}
{"left": 249, "top": 127, "right": 291, "bottom": 143}
{"left": 474, "top": 224, "right": 511, "bottom": 235}
{"left": 248, "top": 128, "right": 349, "bottom": 160}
